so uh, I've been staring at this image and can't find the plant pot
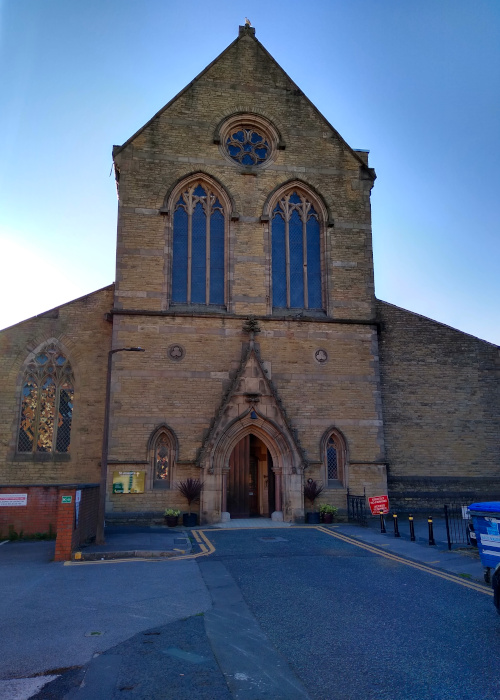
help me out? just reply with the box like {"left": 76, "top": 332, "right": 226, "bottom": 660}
{"left": 322, "top": 513, "right": 333, "bottom": 524}
{"left": 165, "top": 515, "right": 178, "bottom": 527}
{"left": 183, "top": 513, "right": 198, "bottom": 527}
{"left": 306, "top": 511, "right": 320, "bottom": 524}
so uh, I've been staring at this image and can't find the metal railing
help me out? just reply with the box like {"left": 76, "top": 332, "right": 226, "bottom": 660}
{"left": 444, "top": 503, "right": 472, "bottom": 550}
{"left": 347, "top": 489, "right": 367, "bottom": 526}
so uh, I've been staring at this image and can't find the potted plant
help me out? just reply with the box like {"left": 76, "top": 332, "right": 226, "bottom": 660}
{"left": 164, "top": 508, "right": 180, "bottom": 527}
{"left": 176, "top": 478, "right": 204, "bottom": 527}
{"left": 304, "top": 479, "right": 324, "bottom": 524}
{"left": 320, "top": 504, "right": 338, "bottom": 524}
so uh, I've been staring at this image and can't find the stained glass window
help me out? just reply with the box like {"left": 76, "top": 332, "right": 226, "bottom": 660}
{"left": 325, "top": 432, "right": 344, "bottom": 486}
{"left": 17, "top": 345, "right": 74, "bottom": 454}
{"left": 151, "top": 430, "right": 176, "bottom": 489}
{"left": 271, "top": 190, "right": 322, "bottom": 310}
{"left": 171, "top": 181, "right": 225, "bottom": 306}
{"left": 326, "top": 437, "right": 338, "bottom": 482}
{"left": 225, "top": 128, "right": 270, "bottom": 166}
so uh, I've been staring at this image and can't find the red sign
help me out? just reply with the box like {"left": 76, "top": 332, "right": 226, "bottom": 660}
{"left": 368, "top": 495, "right": 389, "bottom": 515}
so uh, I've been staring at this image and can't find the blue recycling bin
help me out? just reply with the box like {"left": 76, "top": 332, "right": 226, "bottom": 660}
{"left": 468, "top": 502, "right": 500, "bottom": 572}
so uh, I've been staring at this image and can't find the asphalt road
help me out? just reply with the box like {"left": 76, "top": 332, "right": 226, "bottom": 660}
{"left": 1, "top": 528, "right": 499, "bottom": 699}
{"left": 201, "top": 528, "right": 499, "bottom": 700}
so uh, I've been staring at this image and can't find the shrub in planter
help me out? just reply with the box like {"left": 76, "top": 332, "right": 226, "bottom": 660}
{"left": 164, "top": 508, "right": 180, "bottom": 527}
{"left": 320, "top": 504, "right": 338, "bottom": 524}
{"left": 304, "top": 480, "right": 324, "bottom": 524}
{"left": 176, "top": 478, "right": 204, "bottom": 527}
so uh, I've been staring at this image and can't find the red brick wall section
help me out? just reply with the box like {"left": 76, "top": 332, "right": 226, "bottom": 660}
{"left": 53, "top": 486, "right": 100, "bottom": 561}
{"left": 54, "top": 488, "right": 76, "bottom": 561}
{"left": 71, "top": 486, "right": 99, "bottom": 552}
{"left": 0, "top": 486, "right": 58, "bottom": 538}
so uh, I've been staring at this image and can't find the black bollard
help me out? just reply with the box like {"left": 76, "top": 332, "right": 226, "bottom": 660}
{"left": 379, "top": 509, "right": 386, "bottom": 533}
{"left": 409, "top": 514, "right": 416, "bottom": 542}
{"left": 393, "top": 513, "right": 401, "bottom": 537}
{"left": 428, "top": 516, "right": 436, "bottom": 546}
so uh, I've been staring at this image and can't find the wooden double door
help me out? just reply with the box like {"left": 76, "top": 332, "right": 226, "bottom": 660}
{"left": 227, "top": 434, "right": 275, "bottom": 518}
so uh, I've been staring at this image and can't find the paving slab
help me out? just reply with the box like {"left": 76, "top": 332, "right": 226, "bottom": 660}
{"left": 74, "top": 525, "right": 192, "bottom": 560}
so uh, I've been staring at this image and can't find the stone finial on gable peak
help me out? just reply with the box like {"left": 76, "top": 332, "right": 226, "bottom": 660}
{"left": 239, "top": 23, "right": 256, "bottom": 37}
{"left": 242, "top": 316, "right": 261, "bottom": 337}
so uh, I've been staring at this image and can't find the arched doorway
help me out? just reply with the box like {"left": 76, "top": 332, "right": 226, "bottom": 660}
{"left": 227, "top": 434, "right": 276, "bottom": 518}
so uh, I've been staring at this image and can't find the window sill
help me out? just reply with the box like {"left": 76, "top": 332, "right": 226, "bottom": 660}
{"left": 271, "top": 308, "right": 327, "bottom": 319}
{"left": 153, "top": 481, "right": 171, "bottom": 490}
{"left": 169, "top": 303, "right": 227, "bottom": 314}
{"left": 13, "top": 453, "right": 71, "bottom": 463}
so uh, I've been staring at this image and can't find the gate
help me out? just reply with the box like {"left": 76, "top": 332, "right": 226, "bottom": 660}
{"left": 347, "top": 489, "right": 367, "bottom": 526}
{"left": 444, "top": 503, "right": 472, "bottom": 550}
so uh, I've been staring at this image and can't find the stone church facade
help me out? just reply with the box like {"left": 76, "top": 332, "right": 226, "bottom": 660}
{"left": 1, "top": 26, "right": 498, "bottom": 529}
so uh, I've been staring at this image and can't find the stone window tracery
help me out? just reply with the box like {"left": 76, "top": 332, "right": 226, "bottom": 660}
{"left": 149, "top": 427, "right": 176, "bottom": 489}
{"left": 323, "top": 430, "right": 345, "bottom": 487}
{"left": 226, "top": 128, "right": 270, "bottom": 166}
{"left": 17, "top": 344, "right": 74, "bottom": 454}
{"left": 218, "top": 114, "right": 278, "bottom": 169}
{"left": 171, "top": 181, "right": 225, "bottom": 306}
{"left": 271, "top": 190, "right": 323, "bottom": 310}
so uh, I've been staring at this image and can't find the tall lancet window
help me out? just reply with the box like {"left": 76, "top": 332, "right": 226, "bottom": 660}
{"left": 171, "top": 181, "right": 225, "bottom": 306}
{"left": 17, "top": 344, "right": 74, "bottom": 454}
{"left": 271, "top": 190, "right": 322, "bottom": 310}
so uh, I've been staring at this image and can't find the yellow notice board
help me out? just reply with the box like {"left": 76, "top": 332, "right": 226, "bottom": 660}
{"left": 112, "top": 471, "right": 146, "bottom": 494}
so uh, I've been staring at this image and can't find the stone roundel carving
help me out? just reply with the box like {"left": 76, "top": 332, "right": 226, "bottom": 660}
{"left": 314, "top": 348, "right": 328, "bottom": 364}
{"left": 167, "top": 344, "right": 185, "bottom": 361}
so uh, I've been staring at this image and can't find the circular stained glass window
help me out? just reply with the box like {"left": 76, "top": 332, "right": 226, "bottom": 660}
{"left": 226, "top": 128, "right": 270, "bottom": 166}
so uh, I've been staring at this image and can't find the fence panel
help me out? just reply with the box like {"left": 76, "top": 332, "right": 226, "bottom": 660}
{"left": 347, "top": 490, "right": 367, "bottom": 526}
{"left": 444, "top": 503, "right": 472, "bottom": 550}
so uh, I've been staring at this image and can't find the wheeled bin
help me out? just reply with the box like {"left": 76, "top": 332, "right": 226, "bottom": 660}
{"left": 468, "top": 502, "right": 500, "bottom": 592}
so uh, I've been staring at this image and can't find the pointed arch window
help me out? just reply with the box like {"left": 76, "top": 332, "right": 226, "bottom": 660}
{"left": 17, "top": 344, "right": 74, "bottom": 454}
{"left": 323, "top": 431, "right": 346, "bottom": 487}
{"left": 171, "top": 181, "right": 225, "bottom": 306}
{"left": 271, "top": 190, "right": 322, "bottom": 310}
{"left": 149, "top": 427, "right": 177, "bottom": 489}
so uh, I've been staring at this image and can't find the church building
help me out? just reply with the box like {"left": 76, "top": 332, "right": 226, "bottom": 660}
{"left": 1, "top": 26, "right": 498, "bottom": 532}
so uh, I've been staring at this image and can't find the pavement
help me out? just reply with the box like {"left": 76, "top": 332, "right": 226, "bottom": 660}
{"left": 74, "top": 525, "right": 193, "bottom": 561}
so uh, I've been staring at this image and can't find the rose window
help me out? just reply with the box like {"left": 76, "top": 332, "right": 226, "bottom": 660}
{"left": 226, "top": 128, "right": 270, "bottom": 166}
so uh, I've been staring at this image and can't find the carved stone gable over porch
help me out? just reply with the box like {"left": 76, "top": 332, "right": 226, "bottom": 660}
{"left": 198, "top": 341, "right": 307, "bottom": 478}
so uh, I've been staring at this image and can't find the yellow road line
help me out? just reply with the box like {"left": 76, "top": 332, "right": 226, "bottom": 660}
{"left": 315, "top": 526, "right": 492, "bottom": 596}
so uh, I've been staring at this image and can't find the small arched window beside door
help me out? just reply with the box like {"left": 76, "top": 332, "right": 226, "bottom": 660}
{"left": 170, "top": 178, "right": 227, "bottom": 307}
{"left": 148, "top": 425, "right": 178, "bottom": 489}
{"left": 322, "top": 429, "right": 347, "bottom": 487}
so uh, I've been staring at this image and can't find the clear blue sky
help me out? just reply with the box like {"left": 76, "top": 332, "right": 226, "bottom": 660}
{"left": 1, "top": 0, "right": 499, "bottom": 343}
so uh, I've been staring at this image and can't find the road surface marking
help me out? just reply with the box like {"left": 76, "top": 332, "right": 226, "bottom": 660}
{"left": 316, "top": 526, "right": 492, "bottom": 596}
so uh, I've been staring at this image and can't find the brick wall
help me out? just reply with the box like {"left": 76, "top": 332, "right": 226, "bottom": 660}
{"left": 377, "top": 301, "right": 500, "bottom": 510}
{"left": 0, "top": 486, "right": 58, "bottom": 537}
{"left": 54, "top": 485, "right": 99, "bottom": 561}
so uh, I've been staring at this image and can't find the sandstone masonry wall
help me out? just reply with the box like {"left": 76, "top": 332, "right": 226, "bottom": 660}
{"left": 377, "top": 300, "right": 500, "bottom": 510}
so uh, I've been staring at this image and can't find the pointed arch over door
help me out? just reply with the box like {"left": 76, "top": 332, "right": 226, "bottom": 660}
{"left": 167, "top": 175, "right": 231, "bottom": 308}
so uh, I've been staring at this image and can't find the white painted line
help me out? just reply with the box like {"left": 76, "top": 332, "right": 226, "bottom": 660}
{"left": 0, "top": 540, "right": 9, "bottom": 546}
{"left": 0, "top": 675, "right": 59, "bottom": 699}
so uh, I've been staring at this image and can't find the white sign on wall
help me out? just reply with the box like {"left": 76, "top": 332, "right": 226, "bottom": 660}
{"left": 0, "top": 494, "right": 28, "bottom": 507}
